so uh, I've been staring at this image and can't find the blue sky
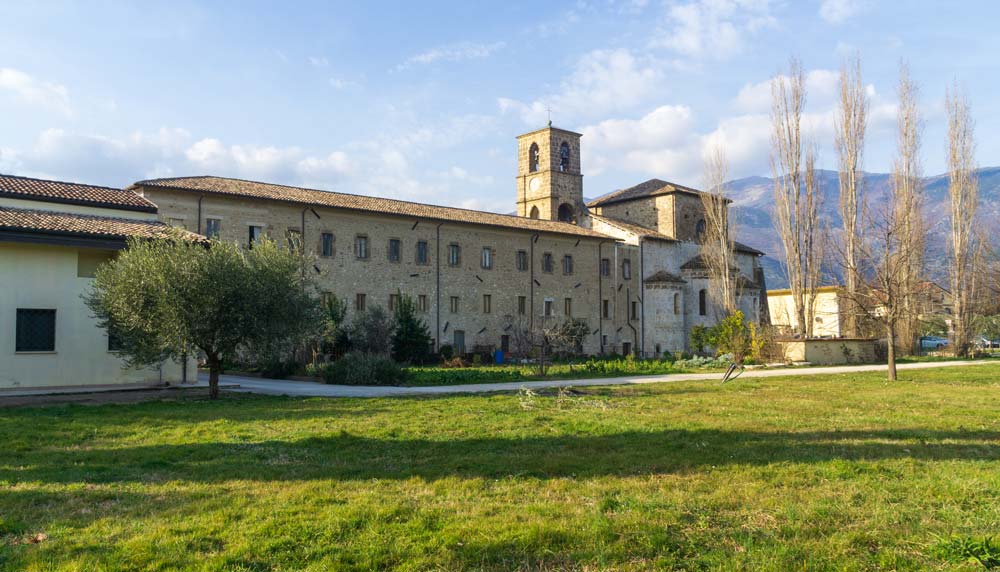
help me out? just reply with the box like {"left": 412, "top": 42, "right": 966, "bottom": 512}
{"left": 1, "top": 1, "right": 996, "bottom": 212}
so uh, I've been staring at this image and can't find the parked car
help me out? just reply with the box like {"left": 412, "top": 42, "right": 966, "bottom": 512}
{"left": 975, "top": 336, "right": 1000, "bottom": 350}
{"left": 919, "top": 336, "right": 949, "bottom": 351}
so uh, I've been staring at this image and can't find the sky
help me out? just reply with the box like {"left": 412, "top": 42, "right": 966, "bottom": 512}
{"left": 1, "top": 0, "right": 997, "bottom": 213}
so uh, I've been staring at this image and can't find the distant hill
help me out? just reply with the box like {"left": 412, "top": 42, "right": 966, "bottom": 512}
{"left": 728, "top": 167, "right": 1000, "bottom": 289}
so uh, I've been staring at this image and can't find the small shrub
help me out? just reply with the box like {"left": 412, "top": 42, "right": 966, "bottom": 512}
{"left": 320, "top": 352, "right": 406, "bottom": 386}
{"left": 440, "top": 356, "right": 467, "bottom": 368}
{"left": 439, "top": 344, "right": 454, "bottom": 360}
{"left": 932, "top": 535, "right": 1000, "bottom": 569}
{"left": 260, "top": 359, "right": 299, "bottom": 379}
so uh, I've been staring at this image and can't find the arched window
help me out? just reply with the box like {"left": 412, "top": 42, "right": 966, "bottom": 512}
{"left": 695, "top": 219, "right": 706, "bottom": 241}
{"left": 673, "top": 292, "right": 680, "bottom": 315}
{"left": 557, "top": 203, "right": 575, "bottom": 223}
{"left": 529, "top": 205, "right": 540, "bottom": 219}
{"left": 559, "top": 141, "right": 571, "bottom": 172}
{"left": 698, "top": 289, "right": 707, "bottom": 316}
{"left": 529, "top": 143, "right": 540, "bottom": 173}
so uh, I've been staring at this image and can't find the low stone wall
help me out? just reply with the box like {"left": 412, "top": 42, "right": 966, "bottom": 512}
{"left": 777, "top": 338, "right": 877, "bottom": 365}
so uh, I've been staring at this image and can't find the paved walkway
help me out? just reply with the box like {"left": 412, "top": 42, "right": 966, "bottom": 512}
{"left": 196, "top": 360, "right": 987, "bottom": 398}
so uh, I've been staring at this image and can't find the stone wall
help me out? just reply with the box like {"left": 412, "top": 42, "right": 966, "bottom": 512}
{"left": 138, "top": 186, "right": 642, "bottom": 356}
{"left": 778, "top": 338, "right": 877, "bottom": 365}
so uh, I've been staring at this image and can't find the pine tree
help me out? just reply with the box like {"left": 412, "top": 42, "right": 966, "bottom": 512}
{"left": 391, "top": 292, "right": 432, "bottom": 364}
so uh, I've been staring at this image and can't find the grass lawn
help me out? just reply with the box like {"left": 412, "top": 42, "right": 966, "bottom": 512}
{"left": 2, "top": 365, "right": 999, "bottom": 571}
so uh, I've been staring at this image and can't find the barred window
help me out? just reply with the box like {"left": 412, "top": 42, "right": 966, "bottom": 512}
{"left": 388, "top": 293, "right": 400, "bottom": 312}
{"left": 542, "top": 252, "right": 554, "bottom": 273}
{"left": 450, "top": 296, "right": 460, "bottom": 313}
{"left": 388, "top": 239, "right": 401, "bottom": 262}
{"left": 563, "top": 255, "right": 573, "bottom": 275}
{"left": 15, "top": 309, "right": 55, "bottom": 352}
{"left": 564, "top": 298, "right": 573, "bottom": 317}
{"left": 355, "top": 235, "right": 369, "bottom": 259}
{"left": 355, "top": 293, "right": 366, "bottom": 312}
{"left": 516, "top": 250, "right": 528, "bottom": 272}
{"left": 483, "top": 294, "right": 492, "bottom": 314}
{"left": 518, "top": 295, "right": 527, "bottom": 315}
{"left": 622, "top": 258, "right": 632, "bottom": 280}
{"left": 600, "top": 258, "right": 610, "bottom": 277}
{"left": 416, "top": 241, "right": 429, "bottom": 265}
{"left": 448, "top": 244, "right": 461, "bottom": 267}
{"left": 205, "top": 218, "right": 221, "bottom": 238}
{"left": 321, "top": 233, "right": 334, "bottom": 257}
{"left": 481, "top": 247, "right": 493, "bottom": 269}
{"left": 418, "top": 294, "right": 428, "bottom": 312}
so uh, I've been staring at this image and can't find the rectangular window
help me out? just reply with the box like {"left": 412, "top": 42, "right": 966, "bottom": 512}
{"left": 107, "top": 327, "right": 123, "bottom": 352}
{"left": 321, "top": 233, "right": 334, "bottom": 257}
{"left": 285, "top": 228, "right": 301, "bottom": 251}
{"left": 15, "top": 309, "right": 55, "bottom": 352}
{"left": 355, "top": 235, "right": 369, "bottom": 259}
{"left": 388, "top": 238, "right": 401, "bottom": 262}
{"left": 602, "top": 334, "right": 608, "bottom": 347}
{"left": 563, "top": 255, "right": 574, "bottom": 275}
{"left": 602, "top": 299, "right": 610, "bottom": 319}
{"left": 416, "top": 240, "right": 429, "bottom": 265}
{"left": 483, "top": 294, "right": 492, "bottom": 314}
{"left": 355, "top": 293, "right": 366, "bottom": 312}
{"left": 631, "top": 301, "right": 638, "bottom": 321}
{"left": 516, "top": 250, "right": 528, "bottom": 272}
{"left": 518, "top": 295, "right": 527, "bottom": 316}
{"left": 481, "top": 247, "right": 493, "bottom": 269}
{"left": 448, "top": 244, "right": 461, "bottom": 267}
{"left": 418, "top": 294, "right": 428, "bottom": 312}
{"left": 600, "top": 258, "right": 611, "bottom": 277}
{"left": 543, "top": 299, "right": 554, "bottom": 317}
{"left": 564, "top": 298, "right": 573, "bottom": 317}
{"left": 450, "top": 296, "right": 460, "bottom": 313}
{"left": 542, "top": 252, "right": 554, "bottom": 273}
{"left": 321, "top": 291, "right": 335, "bottom": 306}
{"left": 389, "top": 293, "right": 400, "bottom": 312}
{"left": 205, "top": 218, "right": 221, "bottom": 238}
{"left": 248, "top": 225, "right": 263, "bottom": 248}
{"left": 622, "top": 258, "right": 632, "bottom": 280}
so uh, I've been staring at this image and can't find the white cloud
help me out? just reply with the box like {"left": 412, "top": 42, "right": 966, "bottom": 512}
{"left": 0, "top": 68, "right": 72, "bottom": 116}
{"left": 649, "top": 0, "right": 776, "bottom": 60}
{"left": 733, "top": 69, "right": 841, "bottom": 113}
{"left": 398, "top": 41, "right": 505, "bottom": 70}
{"left": 819, "top": 0, "right": 861, "bottom": 24}
{"left": 580, "top": 105, "right": 699, "bottom": 179}
{"left": 499, "top": 48, "right": 668, "bottom": 125}
{"left": 308, "top": 56, "right": 329, "bottom": 67}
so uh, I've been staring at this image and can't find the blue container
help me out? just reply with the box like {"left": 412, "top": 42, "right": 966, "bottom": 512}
{"left": 494, "top": 350, "right": 504, "bottom": 364}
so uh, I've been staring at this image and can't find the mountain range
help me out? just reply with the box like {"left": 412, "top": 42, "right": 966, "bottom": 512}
{"left": 727, "top": 167, "right": 1000, "bottom": 289}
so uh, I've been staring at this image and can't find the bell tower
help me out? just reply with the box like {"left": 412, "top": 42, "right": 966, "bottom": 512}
{"left": 515, "top": 125, "right": 584, "bottom": 224}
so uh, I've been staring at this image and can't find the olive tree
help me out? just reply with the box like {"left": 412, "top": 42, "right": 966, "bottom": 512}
{"left": 85, "top": 234, "right": 324, "bottom": 399}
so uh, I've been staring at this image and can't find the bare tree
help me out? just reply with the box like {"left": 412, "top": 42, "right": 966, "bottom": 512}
{"left": 946, "top": 83, "right": 979, "bottom": 357}
{"left": 771, "top": 57, "right": 822, "bottom": 336}
{"left": 835, "top": 53, "right": 868, "bottom": 337}
{"left": 846, "top": 201, "right": 921, "bottom": 381}
{"left": 891, "top": 62, "right": 926, "bottom": 354}
{"left": 700, "top": 143, "right": 738, "bottom": 315}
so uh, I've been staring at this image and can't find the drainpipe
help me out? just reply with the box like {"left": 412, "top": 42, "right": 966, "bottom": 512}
{"left": 639, "top": 237, "right": 645, "bottom": 358}
{"left": 435, "top": 222, "right": 443, "bottom": 351}
{"left": 626, "top": 285, "right": 638, "bottom": 356}
{"left": 597, "top": 240, "right": 608, "bottom": 354}
{"left": 530, "top": 233, "right": 538, "bottom": 332}
{"left": 196, "top": 195, "right": 205, "bottom": 234}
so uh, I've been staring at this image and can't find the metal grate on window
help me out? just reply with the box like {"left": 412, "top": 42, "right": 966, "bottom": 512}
{"left": 16, "top": 309, "right": 56, "bottom": 352}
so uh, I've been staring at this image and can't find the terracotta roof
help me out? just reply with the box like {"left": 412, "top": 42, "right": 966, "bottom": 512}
{"left": 644, "top": 270, "right": 686, "bottom": 284}
{"left": 0, "top": 206, "right": 200, "bottom": 242}
{"left": 132, "top": 176, "right": 609, "bottom": 239}
{"left": 587, "top": 178, "right": 717, "bottom": 208}
{"left": 589, "top": 214, "right": 677, "bottom": 242}
{"left": 0, "top": 173, "right": 157, "bottom": 213}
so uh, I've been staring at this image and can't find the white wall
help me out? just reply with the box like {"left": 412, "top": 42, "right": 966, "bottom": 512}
{"left": 0, "top": 242, "right": 194, "bottom": 389}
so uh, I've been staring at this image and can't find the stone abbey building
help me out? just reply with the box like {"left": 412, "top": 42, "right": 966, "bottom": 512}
{"left": 132, "top": 125, "right": 765, "bottom": 358}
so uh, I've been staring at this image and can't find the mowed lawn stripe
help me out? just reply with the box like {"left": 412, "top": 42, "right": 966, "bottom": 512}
{"left": 1, "top": 364, "right": 998, "bottom": 571}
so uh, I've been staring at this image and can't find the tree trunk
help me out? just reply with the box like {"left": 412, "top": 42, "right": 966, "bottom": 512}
{"left": 886, "top": 322, "right": 897, "bottom": 382}
{"left": 208, "top": 357, "right": 221, "bottom": 400}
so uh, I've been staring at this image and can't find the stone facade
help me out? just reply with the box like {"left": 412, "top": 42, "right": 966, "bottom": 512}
{"left": 135, "top": 124, "right": 765, "bottom": 359}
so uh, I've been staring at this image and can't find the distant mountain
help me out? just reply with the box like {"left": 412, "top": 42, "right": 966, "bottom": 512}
{"left": 729, "top": 167, "right": 1000, "bottom": 289}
